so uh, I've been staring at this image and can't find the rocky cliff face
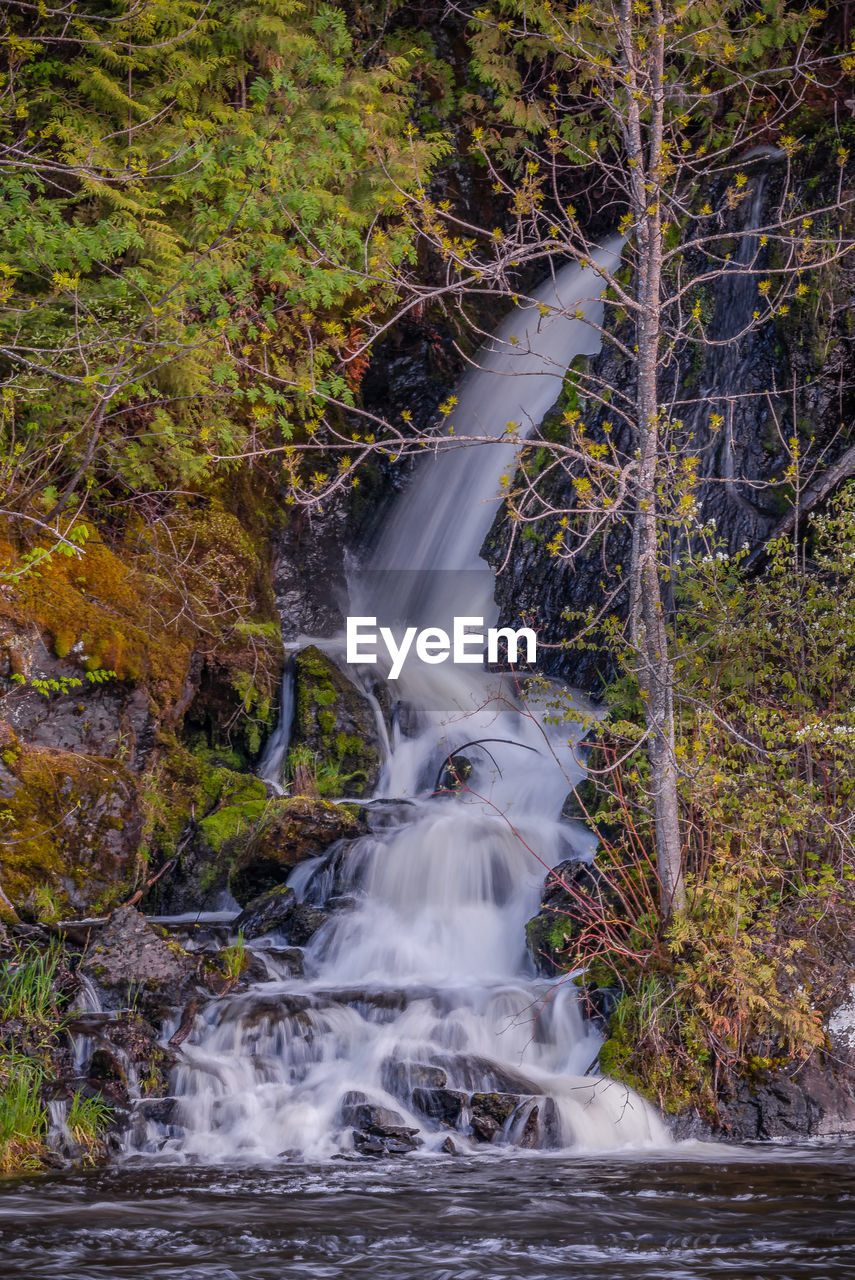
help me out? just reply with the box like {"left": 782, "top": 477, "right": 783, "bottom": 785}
{"left": 484, "top": 146, "right": 855, "bottom": 692}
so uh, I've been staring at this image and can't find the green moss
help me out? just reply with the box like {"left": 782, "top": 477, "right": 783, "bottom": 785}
{"left": 52, "top": 630, "right": 74, "bottom": 659}
{"left": 0, "top": 738, "right": 141, "bottom": 918}
{"left": 289, "top": 645, "right": 379, "bottom": 797}
{"left": 140, "top": 733, "right": 273, "bottom": 898}
{"left": 197, "top": 777, "right": 268, "bottom": 855}
{"left": 596, "top": 983, "right": 717, "bottom": 1117}
{"left": 317, "top": 708, "right": 336, "bottom": 735}
{"left": 0, "top": 533, "right": 194, "bottom": 707}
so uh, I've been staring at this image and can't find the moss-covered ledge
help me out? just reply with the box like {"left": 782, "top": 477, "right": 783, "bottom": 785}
{"left": 289, "top": 645, "right": 382, "bottom": 798}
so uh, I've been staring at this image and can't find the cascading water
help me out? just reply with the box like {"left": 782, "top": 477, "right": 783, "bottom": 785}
{"left": 141, "top": 241, "right": 668, "bottom": 1162}
{"left": 256, "top": 656, "right": 296, "bottom": 793}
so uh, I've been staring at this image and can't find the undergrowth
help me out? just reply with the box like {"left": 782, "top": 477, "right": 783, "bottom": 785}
{"left": 0, "top": 939, "right": 110, "bottom": 1172}
{"left": 546, "top": 487, "right": 855, "bottom": 1115}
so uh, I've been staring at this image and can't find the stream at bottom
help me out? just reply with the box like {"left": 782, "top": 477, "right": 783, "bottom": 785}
{"left": 1, "top": 1147, "right": 854, "bottom": 1280}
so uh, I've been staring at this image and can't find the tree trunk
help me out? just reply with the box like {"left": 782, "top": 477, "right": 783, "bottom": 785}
{"left": 633, "top": 318, "right": 686, "bottom": 919}
{"left": 621, "top": 0, "right": 685, "bottom": 920}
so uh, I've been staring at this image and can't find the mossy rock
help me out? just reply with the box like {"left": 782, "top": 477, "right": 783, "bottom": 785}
{"left": 80, "top": 906, "right": 219, "bottom": 1023}
{"left": 289, "top": 646, "right": 381, "bottom": 797}
{"left": 0, "top": 531, "right": 194, "bottom": 709}
{"left": 142, "top": 739, "right": 275, "bottom": 910}
{"left": 524, "top": 858, "right": 618, "bottom": 976}
{"left": 0, "top": 727, "right": 142, "bottom": 919}
{"left": 195, "top": 773, "right": 269, "bottom": 862}
{"left": 144, "top": 742, "right": 364, "bottom": 911}
{"left": 229, "top": 796, "right": 364, "bottom": 904}
{"left": 0, "top": 499, "right": 283, "bottom": 749}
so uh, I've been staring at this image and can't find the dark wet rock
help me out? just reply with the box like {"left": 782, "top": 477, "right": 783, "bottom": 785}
{"left": 514, "top": 1097, "right": 561, "bottom": 1149}
{"left": 287, "top": 903, "right": 329, "bottom": 946}
{"left": 66, "top": 1012, "right": 114, "bottom": 1037}
{"left": 412, "top": 1087, "right": 467, "bottom": 1127}
{"left": 382, "top": 1060, "right": 448, "bottom": 1097}
{"left": 435, "top": 1053, "right": 543, "bottom": 1096}
{"left": 341, "top": 1099, "right": 412, "bottom": 1132}
{"left": 256, "top": 946, "right": 305, "bottom": 978}
{"left": 342, "top": 1097, "right": 422, "bottom": 1156}
{"left": 325, "top": 894, "right": 359, "bottom": 913}
{"left": 220, "top": 991, "right": 312, "bottom": 1027}
{"left": 560, "top": 778, "right": 599, "bottom": 824}
{"left": 577, "top": 984, "right": 622, "bottom": 1028}
{"left": 525, "top": 858, "right": 618, "bottom": 977}
{"left": 239, "top": 952, "right": 270, "bottom": 986}
{"left": 323, "top": 988, "right": 417, "bottom": 1015}
{"left": 80, "top": 907, "right": 218, "bottom": 1022}
{"left": 88, "top": 1045, "right": 128, "bottom": 1088}
{"left": 440, "top": 1136, "right": 458, "bottom": 1155}
{"left": 134, "top": 1096, "right": 178, "bottom": 1125}
{"left": 179, "top": 927, "right": 234, "bottom": 955}
{"left": 352, "top": 1130, "right": 421, "bottom": 1156}
{"left": 470, "top": 1112, "right": 499, "bottom": 1143}
{"left": 437, "top": 754, "right": 472, "bottom": 792}
{"left": 167, "top": 998, "right": 199, "bottom": 1049}
{"left": 340, "top": 1089, "right": 368, "bottom": 1107}
{"left": 470, "top": 1092, "right": 523, "bottom": 1143}
{"left": 294, "top": 838, "right": 356, "bottom": 907}
{"left": 715, "top": 1058, "right": 855, "bottom": 1142}
{"left": 69, "top": 1010, "right": 177, "bottom": 1124}
{"left": 271, "top": 510, "right": 351, "bottom": 644}
{"left": 229, "top": 800, "right": 364, "bottom": 904}
{"left": 234, "top": 886, "right": 296, "bottom": 940}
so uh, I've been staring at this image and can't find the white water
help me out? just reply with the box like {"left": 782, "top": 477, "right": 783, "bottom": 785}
{"left": 256, "top": 658, "right": 295, "bottom": 792}
{"left": 145, "top": 243, "right": 668, "bottom": 1162}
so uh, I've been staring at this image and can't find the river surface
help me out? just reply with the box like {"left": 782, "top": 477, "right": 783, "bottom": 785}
{"left": 2, "top": 1146, "right": 854, "bottom": 1279}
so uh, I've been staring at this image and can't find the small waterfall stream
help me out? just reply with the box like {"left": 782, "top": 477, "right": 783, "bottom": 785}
{"left": 144, "top": 241, "right": 668, "bottom": 1162}
{"left": 256, "top": 657, "right": 296, "bottom": 793}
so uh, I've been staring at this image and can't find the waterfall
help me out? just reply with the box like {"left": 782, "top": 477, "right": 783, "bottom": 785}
{"left": 142, "top": 241, "right": 668, "bottom": 1162}
{"left": 256, "top": 657, "right": 296, "bottom": 793}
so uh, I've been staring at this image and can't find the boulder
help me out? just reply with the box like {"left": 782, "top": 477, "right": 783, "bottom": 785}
{"left": 435, "top": 1052, "right": 543, "bottom": 1096}
{"left": 80, "top": 906, "right": 217, "bottom": 1022}
{"left": 232, "top": 895, "right": 329, "bottom": 946}
{"left": 352, "top": 1129, "right": 421, "bottom": 1156}
{"left": 257, "top": 946, "right": 304, "bottom": 978}
{"left": 287, "top": 903, "right": 329, "bottom": 947}
{"left": 469, "top": 1092, "right": 522, "bottom": 1142}
{"left": 382, "top": 1059, "right": 448, "bottom": 1097}
{"left": 234, "top": 886, "right": 297, "bottom": 940}
{"left": 134, "top": 1096, "right": 178, "bottom": 1126}
{"left": 229, "top": 800, "right": 364, "bottom": 904}
{"left": 437, "top": 755, "right": 472, "bottom": 792}
{"left": 341, "top": 1096, "right": 422, "bottom": 1156}
{"left": 412, "top": 1088, "right": 467, "bottom": 1127}
{"left": 514, "top": 1097, "right": 561, "bottom": 1149}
